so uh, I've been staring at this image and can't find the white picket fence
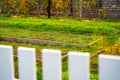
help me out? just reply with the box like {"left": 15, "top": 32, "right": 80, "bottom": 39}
{"left": 0, "top": 45, "right": 120, "bottom": 80}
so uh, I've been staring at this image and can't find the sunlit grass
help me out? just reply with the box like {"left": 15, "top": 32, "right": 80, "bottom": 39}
{"left": 0, "top": 17, "right": 119, "bottom": 35}
{"left": 0, "top": 27, "right": 98, "bottom": 44}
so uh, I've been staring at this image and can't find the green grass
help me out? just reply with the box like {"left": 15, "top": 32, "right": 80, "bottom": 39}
{"left": 0, "top": 17, "right": 119, "bottom": 35}
{"left": 0, "top": 41, "right": 84, "bottom": 55}
{"left": 0, "top": 16, "right": 119, "bottom": 46}
{"left": 0, "top": 27, "right": 98, "bottom": 44}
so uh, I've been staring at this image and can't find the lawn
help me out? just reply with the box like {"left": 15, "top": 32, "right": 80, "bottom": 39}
{"left": 0, "top": 16, "right": 119, "bottom": 35}
{"left": 0, "top": 27, "right": 98, "bottom": 44}
{"left": 0, "top": 16, "right": 120, "bottom": 80}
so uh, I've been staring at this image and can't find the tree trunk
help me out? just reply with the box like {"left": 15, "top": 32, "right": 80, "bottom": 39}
{"left": 70, "top": 0, "right": 73, "bottom": 16}
{"left": 36, "top": 0, "right": 40, "bottom": 17}
{"left": 47, "top": 0, "right": 51, "bottom": 18}
{"left": 99, "top": 0, "right": 102, "bottom": 8}
{"left": 79, "top": 0, "right": 82, "bottom": 20}
{"left": 6, "top": 0, "right": 10, "bottom": 15}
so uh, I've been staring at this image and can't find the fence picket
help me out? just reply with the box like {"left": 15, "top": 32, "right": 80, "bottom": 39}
{"left": 1, "top": 44, "right": 120, "bottom": 80}
{"left": 18, "top": 47, "right": 36, "bottom": 80}
{"left": 99, "top": 54, "right": 120, "bottom": 80}
{"left": 0, "top": 45, "right": 14, "bottom": 80}
{"left": 42, "top": 49, "right": 62, "bottom": 80}
{"left": 68, "top": 52, "right": 90, "bottom": 80}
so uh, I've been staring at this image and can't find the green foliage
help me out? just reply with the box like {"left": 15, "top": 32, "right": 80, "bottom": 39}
{"left": 104, "top": 36, "right": 117, "bottom": 46}
{"left": 2, "top": 14, "right": 12, "bottom": 17}
{"left": 0, "top": 36, "right": 5, "bottom": 41}
{"left": 103, "top": 35, "right": 120, "bottom": 55}
{"left": 98, "top": 8, "right": 107, "bottom": 18}
{"left": 0, "top": 27, "right": 97, "bottom": 44}
{"left": 0, "top": 17, "right": 118, "bottom": 35}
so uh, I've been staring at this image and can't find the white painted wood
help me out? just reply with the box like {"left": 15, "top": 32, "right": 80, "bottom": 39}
{"left": 1, "top": 45, "right": 120, "bottom": 80}
{"left": 42, "top": 49, "right": 62, "bottom": 80}
{"left": 68, "top": 52, "right": 90, "bottom": 80}
{"left": 0, "top": 45, "right": 14, "bottom": 80}
{"left": 99, "top": 54, "right": 120, "bottom": 80}
{"left": 18, "top": 47, "right": 36, "bottom": 80}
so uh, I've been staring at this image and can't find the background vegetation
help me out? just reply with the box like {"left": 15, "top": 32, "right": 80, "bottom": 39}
{"left": 0, "top": 0, "right": 111, "bottom": 19}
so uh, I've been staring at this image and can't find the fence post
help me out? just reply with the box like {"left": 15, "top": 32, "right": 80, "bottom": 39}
{"left": 18, "top": 47, "right": 36, "bottom": 80}
{"left": 0, "top": 45, "right": 14, "bottom": 80}
{"left": 68, "top": 52, "right": 90, "bottom": 80}
{"left": 99, "top": 54, "right": 120, "bottom": 80}
{"left": 42, "top": 49, "right": 62, "bottom": 80}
